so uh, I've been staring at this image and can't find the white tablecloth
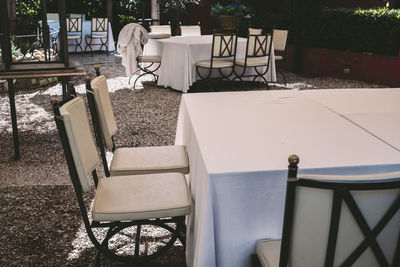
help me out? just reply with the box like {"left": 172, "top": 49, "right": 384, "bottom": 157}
{"left": 47, "top": 20, "right": 115, "bottom": 52}
{"left": 143, "top": 35, "right": 277, "bottom": 92}
{"left": 175, "top": 89, "right": 400, "bottom": 267}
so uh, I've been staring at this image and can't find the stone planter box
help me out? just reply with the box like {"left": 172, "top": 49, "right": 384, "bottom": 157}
{"left": 283, "top": 45, "right": 400, "bottom": 87}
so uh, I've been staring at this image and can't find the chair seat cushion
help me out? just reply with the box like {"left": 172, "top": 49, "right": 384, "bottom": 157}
{"left": 235, "top": 57, "right": 268, "bottom": 67}
{"left": 93, "top": 172, "right": 191, "bottom": 221}
{"left": 196, "top": 60, "right": 233, "bottom": 69}
{"left": 149, "top": 33, "right": 171, "bottom": 39}
{"left": 67, "top": 34, "right": 81, "bottom": 39}
{"left": 110, "top": 145, "right": 189, "bottom": 176}
{"left": 274, "top": 55, "right": 283, "bottom": 61}
{"left": 256, "top": 239, "right": 281, "bottom": 267}
{"left": 86, "top": 33, "right": 108, "bottom": 38}
{"left": 138, "top": 55, "right": 162, "bottom": 63}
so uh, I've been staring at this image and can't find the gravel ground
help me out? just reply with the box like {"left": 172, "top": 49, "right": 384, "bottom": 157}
{"left": 0, "top": 53, "right": 385, "bottom": 266}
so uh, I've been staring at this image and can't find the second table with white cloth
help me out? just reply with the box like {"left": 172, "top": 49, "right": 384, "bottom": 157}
{"left": 175, "top": 88, "right": 400, "bottom": 267}
{"left": 143, "top": 35, "right": 277, "bottom": 92}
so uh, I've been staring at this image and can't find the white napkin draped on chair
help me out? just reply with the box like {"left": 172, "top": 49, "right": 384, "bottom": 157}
{"left": 117, "top": 23, "right": 149, "bottom": 77}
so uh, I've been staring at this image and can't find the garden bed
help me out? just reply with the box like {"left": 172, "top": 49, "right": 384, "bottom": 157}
{"left": 283, "top": 45, "right": 400, "bottom": 87}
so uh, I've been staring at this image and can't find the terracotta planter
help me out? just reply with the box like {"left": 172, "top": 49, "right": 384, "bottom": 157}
{"left": 218, "top": 15, "right": 240, "bottom": 30}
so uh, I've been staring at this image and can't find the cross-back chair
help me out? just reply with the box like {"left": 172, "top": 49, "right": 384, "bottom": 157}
{"left": 180, "top": 22, "right": 201, "bottom": 36}
{"left": 272, "top": 29, "right": 288, "bottom": 85}
{"left": 66, "top": 16, "right": 83, "bottom": 52}
{"left": 195, "top": 33, "right": 238, "bottom": 81}
{"left": 52, "top": 95, "right": 191, "bottom": 265}
{"left": 234, "top": 33, "right": 273, "bottom": 88}
{"left": 253, "top": 154, "right": 400, "bottom": 267}
{"left": 85, "top": 67, "right": 189, "bottom": 177}
{"left": 85, "top": 18, "right": 109, "bottom": 55}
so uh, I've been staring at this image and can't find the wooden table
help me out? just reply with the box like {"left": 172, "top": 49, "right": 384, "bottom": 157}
{"left": 0, "top": 61, "right": 85, "bottom": 159}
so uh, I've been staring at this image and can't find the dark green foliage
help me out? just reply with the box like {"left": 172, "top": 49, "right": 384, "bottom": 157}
{"left": 244, "top": 4, "right": 400, "bottom": 56}
{"left": 302, "top": 8, "right": 400, "bottom": 56}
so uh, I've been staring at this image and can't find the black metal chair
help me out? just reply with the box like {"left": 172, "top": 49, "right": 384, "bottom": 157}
{"left": 233, "top": 33, "right": 273, "bottom": 88}
{"left": 85, "top": 18, "right": 109, "bottom": 54}
{"left": 130, "top": 52, "right": 162, "bottom": 89}
{"left": 272, "top": 29, "right": 288, "bottom": 85}
{"left": 253, "top": 154, "right": 400, "bottom": 267}
{"left": 195, "top": 33, "right": 238, "bottom": 82}
{"left": 66, "top": 16, "right": 83, "bottom": 52}
{"left": 51, "top": 95, "right": 191, "bottom": 265}
{"left": 85, "top": 67, "right": 189, "bottom": 177}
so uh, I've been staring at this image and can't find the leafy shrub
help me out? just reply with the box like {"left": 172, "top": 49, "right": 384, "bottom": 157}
{"left": 248, "top": 6, "right": 400, "bottom": 56}
{"left": 302, "top": 8, "right": 400, "bottom": 56}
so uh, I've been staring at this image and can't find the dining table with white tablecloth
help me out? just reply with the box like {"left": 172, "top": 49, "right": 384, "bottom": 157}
{"left": 174, "top": 88, "right": 400, "bottom": 267}
{"left": 143, "top": 35, "right": 277, "bottom": 93}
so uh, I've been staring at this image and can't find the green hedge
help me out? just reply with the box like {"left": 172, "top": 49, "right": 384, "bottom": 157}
{"left": 302, "top": 8, "right": 400, "bottom": 56}
{"left": 250, "top": 7, "right": 400, "bottom": 56}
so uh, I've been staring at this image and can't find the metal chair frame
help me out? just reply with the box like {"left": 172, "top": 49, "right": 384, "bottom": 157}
{"left": 233, "top": 33, "right": 273, "bottom": 88}
{"left": 195, "top": 33, "right": 238, "bottom": 82}
{"left": 66, "top": 17, "right": 83, "bottom": 52}
{"left": 52, "top": 95, "right": 186, "bottom": 265}
{"left": 85, "top": 18, "right": 109, "bottom": 54}
{"left": 129, "top": 58, "right": 161, "bottom": 89}
{"left": 253, "top": 155, "right": 400, "bottom": 267}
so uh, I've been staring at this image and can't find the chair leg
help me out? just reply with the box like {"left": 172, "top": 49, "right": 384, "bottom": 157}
{"left": 278, "top": 69, "right": 287, "bottom": 85}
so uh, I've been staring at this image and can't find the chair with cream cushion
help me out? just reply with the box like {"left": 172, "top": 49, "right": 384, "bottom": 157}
{"left": 149, "top": 23, "right": 172, "bottom": 39}
{"left": 52, "top": 95, "right": 191, "bottom": 264}
{"left": 234, "top": 33, "right": 273, "bottom": 88}
{"left": 249, "top": 28, "right": 262, "bottom": 35}
{"left": 85, "top": 70, "right": 189, "bottom": 177}
{"left": 85, "top": 18, "right": 109, "bottom": 54}
{"left": 180, "top": 22, "right": 201, "bottom": 36}
{"left": 253, "top": 154, "right": 400, "bottom": 267}
{"left": 272, "top": 29, "right": 288, "bottom": 85}
{"left": 195, "top": 33, "right": 238, "bottom": 81}
{"left": 66, "top": 16, "right": 83, "bottom": 52}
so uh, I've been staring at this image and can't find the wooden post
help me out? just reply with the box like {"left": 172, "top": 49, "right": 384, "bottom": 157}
{"left": 106, "top": 0, "right": 112, "bottom": 22}
{"left": 293, "top": 0, "right": 302, "bottom": 73}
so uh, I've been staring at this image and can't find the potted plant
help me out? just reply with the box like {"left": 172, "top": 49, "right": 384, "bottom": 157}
{"left": 210, "top": 1, "right": 253, "bottom": 30}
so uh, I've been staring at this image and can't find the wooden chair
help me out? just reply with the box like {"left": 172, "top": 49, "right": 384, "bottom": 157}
{"left": 66, "top": 16, "right": 83, "bottom": 52}
{"left": 52, "top": 95, "right": 191, "bottom": 264}
{"left": 195, "top": 33, "right": 238, "bottom": 81}
{"left": 233, "top": 33, "right": 273, "bottom": 88}
{"left": 85, "top": 18, "right": 109, "bottom": 54}
{"left": 253, "top": 154, "right": 400, "bottom": 267}
{"left": 85, "top": 68, "right": 189, "bottom": 177}
{"left": 180, "top": 22, "right": 201, "bottom": 36}
{"left": 272, "top": 29, "right": 288, "bottom": 85}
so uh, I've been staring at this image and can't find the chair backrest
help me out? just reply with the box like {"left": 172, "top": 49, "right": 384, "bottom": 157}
{"left": 56, "top": 97, "right": 100, "bottom": 193}
{"left": 245, "top": 33, "right": 272, "bottom": 58}
{"left": 70, "top": 13, "right": 85, "bottom": 20}
{"left": 280, "top": 155, "right": 400, "bottom": 267}
{"left": 150, "top": 25, "right": 172, "bottom": 35}
{"left": 272, "top": 29, "right": 288, "bottom": 52}
{"left": 89, "top": 75, "right": 118, "bottom": 151}
{"left": 180, "top": 25, "right": 201, "bottom": 36}
{"left": 212, "top": 34, "right": 238, "bottom": 58}
{"left": 249, "top": 27, "right": 262, "bottom": 35}
{"left": 91, "top": 18, "right": 108, "bottom": 33}
{"left": 66, "top": 17, "right": 82, "bottom": 32}
{"left": 46, "top": 13, "right": 59, "bottom": 21}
